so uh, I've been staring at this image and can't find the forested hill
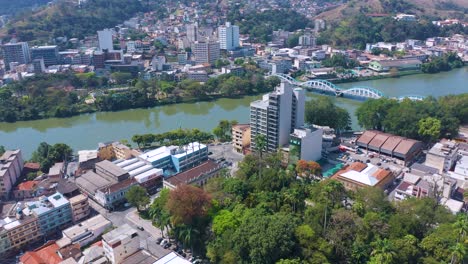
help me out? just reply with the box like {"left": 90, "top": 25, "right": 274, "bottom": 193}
{"left": 0, "top": 0, "right": 51, "bottom": 16}
{"left": 0, "top": 0, "right": 148, "bottom": 43}
{"left": 316, "top": 0, "right": 467, "bottom": 22}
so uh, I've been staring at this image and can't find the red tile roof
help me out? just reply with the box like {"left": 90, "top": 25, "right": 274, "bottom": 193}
{"left": 17, "top": 181, "right": 39, "bottom": 191}
{"left": 20, "top": 241, "right": 62, "bottom": 264}
{"left": 24, "top": 163, "right": 41, "bottom": 170}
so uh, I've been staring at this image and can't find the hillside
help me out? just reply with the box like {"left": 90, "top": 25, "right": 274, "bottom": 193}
{"left": 316, "top": 0, "right": 468, "bottom": 22}
{"left": 0, "top": 0, "right": 148, "bottom": 43}
{"left": 0, "top": 0, "right": 51, "bottom": 16}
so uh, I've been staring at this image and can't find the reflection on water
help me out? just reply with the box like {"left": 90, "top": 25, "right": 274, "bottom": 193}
{"left": 0, "top": 68, "right": 466, "bottom": 158}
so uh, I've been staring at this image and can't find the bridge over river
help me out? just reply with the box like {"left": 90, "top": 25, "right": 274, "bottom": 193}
{"left": 273, "top": 73, "right": 425, "bottom": 101}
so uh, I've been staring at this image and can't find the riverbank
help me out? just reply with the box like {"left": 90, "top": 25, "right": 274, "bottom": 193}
{"left": 1, "top": 67, "right": 466, "bottom": 159}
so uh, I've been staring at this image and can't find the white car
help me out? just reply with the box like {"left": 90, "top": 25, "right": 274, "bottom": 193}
{"left": 160, "top": 239, "right": 168, "bottom": 246}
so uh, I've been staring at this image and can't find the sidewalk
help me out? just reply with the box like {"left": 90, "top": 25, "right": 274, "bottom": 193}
{"left": 126, "top": 209, "right": 164, "bottom": 238}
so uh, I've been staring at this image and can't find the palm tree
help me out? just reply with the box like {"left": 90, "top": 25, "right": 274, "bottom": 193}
{"left": 370, "top": 239, "right": 396, "bottom": 264}
{"left": 450, "top": 242, "right": 466, "bottom": 264}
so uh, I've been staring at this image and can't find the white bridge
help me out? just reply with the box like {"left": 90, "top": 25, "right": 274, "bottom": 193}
{"left": 273, "top": 73, "right": 424, "bottom": 101}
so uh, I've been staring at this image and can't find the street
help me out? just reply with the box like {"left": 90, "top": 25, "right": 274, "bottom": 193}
{"left": 87, "top": 196, "right": 170, "bottom": 258}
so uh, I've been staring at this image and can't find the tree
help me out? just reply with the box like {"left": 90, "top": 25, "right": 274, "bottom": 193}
{"left": 125, "top": 185, "right": 150, "bottom": 212}
{"left": 305, "top": 97, "right": 350, "bottom": 132}
{"left": 418, "top": 117, "right": 441, "bottom": 143}
{"left": 111, "top": 72, "right": 133, "bottom": 85}
{"left": 255, "top": 134, "right": 267, "bottom": 158}
{"left": 166, "top": 184, "right": 211, "bottom": 226}
{"left": 0, "top": 146, "right": 5, "bottom": 156}
{"left": 149, "top": 189, "right": 171, "bottom": 237}
{"left": 369, "top": 239, "right": 396, "bottom": 264}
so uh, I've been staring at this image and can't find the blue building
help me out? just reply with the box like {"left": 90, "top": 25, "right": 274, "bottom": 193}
{"left": 24, "top": 192, "right": 73, "bottom": 235}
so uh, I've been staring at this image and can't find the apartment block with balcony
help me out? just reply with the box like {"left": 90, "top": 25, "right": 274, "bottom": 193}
{"left": 69, "top": 194, "right": 90, "bottom": 223}
{"left": 0, "top": 150, "right": 24, "bottom": 200}
{"left": 232, "top": 124, "right": 251, "bottom": 154}
{"left": 250, "top": 81, "right": 305, "bottom": 152}
{"left": 24, "top": 192, "right": 73, "bottom": 235}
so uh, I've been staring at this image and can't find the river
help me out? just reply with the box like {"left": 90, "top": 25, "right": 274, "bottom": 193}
{"left": 1, "top": 67, "right": 467, "bottom": 158}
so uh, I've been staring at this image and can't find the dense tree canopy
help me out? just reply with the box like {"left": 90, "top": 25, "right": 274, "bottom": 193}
{"left": 147, "top": 151, "right": 463, "bottom": 263}
{"left": 30, "top": 142, "right": 73, "bottom": 172}
{"left": 125, "top": 185, "right": 150, "bottom": 212}
{"left": 305, "top": 96, "right": 351, "bottom": 132}
{"left": 356, "top": 95, "right": 466, "bottom": 141}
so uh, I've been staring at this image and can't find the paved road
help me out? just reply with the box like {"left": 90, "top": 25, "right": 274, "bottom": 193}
{"left": 87, "top": 194, "right": 172, "bottom": 258}
{"left": 208, "top": 143, "right": 244, "bottom": 175}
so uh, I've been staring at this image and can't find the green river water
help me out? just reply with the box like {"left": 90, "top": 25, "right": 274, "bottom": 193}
{"left": 0, "top": 67, "right": 467, "bottom": 158}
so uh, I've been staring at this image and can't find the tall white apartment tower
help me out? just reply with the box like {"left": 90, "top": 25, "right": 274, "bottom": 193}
{"left": 250, "top": 82, "right": 305, "bottom": 152}
{"left": 97, "top": 28, "right": 114, "bottom": 51}
{"left": 218, "top": 22, "right": 239, "bottom": 51}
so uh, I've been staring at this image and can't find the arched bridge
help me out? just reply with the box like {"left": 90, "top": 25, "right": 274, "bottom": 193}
{"left": 272, "top": 73, "right": 424, "bottom": 101}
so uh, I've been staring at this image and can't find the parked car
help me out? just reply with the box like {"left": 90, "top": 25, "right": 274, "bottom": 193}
{"left": 137, "top": 226, "right": 144, "bottom": 231}
{"left": 160, "top": 239, "right": 168, "bottom": 246}
{"left": 163, "top": 243, "right": 172, "bottom": 249}
{"left": 156, "top": 237, "right": 163, "bottom": 244}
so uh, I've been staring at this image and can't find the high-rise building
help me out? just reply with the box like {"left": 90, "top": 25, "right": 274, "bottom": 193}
{"left": 192, "top": 41, "right": 220, "bottom": 65}
{"left": 218, "top": 22, "right": 239, "bottom": 51}
{"left": 0, "top": 150, "right": 24, "bottom": 199}
{"left": 250, "top": 82, "right": 305, "bottom": 152}
{"left": 186, "top": 23, "right": 198, "bottom": 43}
{"left": 2, "top": 42, "right": 30, "bottom": 70}
{"left": 97, "top": 28, "right": 114, "bottom": 51}
{"left": 298, "top": 34, "right": 316, "bottom": 47}
{"left": 30, "top": 45, "right": 59, "bottom": 66}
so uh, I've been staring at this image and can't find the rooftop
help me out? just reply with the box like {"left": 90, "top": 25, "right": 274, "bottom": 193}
{"left": 153, "top": 252, "right": 191, "bottom": 264}
{"left": 140, "top": 146, "right": 177, "bottom": 163}
{"left": 78, "top": 150, "right": 99, "bottom": 163}
{"left": 428, "top": 141, "right": 458, "bottom": 157}
{"left": 76, "top": 171, "right": 115, "bottom": 194}
{"left": 102, "top": 224, "right": 138, "bottom": 246}
{"left": 23, "top": 192, "right": 70, "bottom": 217}
{"left": 99, "top": 177, "right": 137, "bottom": 194}
{"left": 165, "top": 160, "right": 220, "bottom": 187}
{"left": 20, "top": 241, "right": 62, "bottom": 264}
{"left": 121, "top": 250, "right": 157, "bottom": 264}
{"left": 96, "top": 160, "right": 129, "bottom": 178}
{"left": 332, "top": 162, "right": 392, "bottom": 186}
{"left": 17, "top": 180, "right": 39, "bottom": 191}
{"left": 232, "top": 124, "right": 250, "bottom": 132}
{"left": 62, "top": 215, "right": 111, "bottom": 240}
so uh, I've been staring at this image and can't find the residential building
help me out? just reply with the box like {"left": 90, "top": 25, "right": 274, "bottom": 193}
{"left": 395, "top": 173, "right": 456, "bottom": 201}
{"left": 13, "top": 180, "right": 39, "bottom": 200}
{"left": 120, "top": 250, "right": 158, "bottom": 264}
{"left": 164, "top": 160, "right": 223, "bottom": 189}
{"left": 24, "top": 192, "right": 73, "bottom": 235}
{"left": 218, "top": 22, "right": 240, "bottom": 51}
{"left": 0, "top": 204, "right": 42, "bottom": 255}
{"left": 331, "top": 162, "right": 395, "bottom": 191}
{"left": 394, "top": 13, "right": 417, "bottom": 22}
{"left": 102, "top": 224, "right": 139, "bottom": 264}
{"left": 48, "top": 162, "right": 65, "bottom": 179}
{"left": 77, "top": 150, "right": 99, "bottom": 170}
{"left": 425, "top": 141, "right": 459, "bottom": 173}
{"left": 250, "top": 82, "right": 305, "bottom": 152}
{"left": 32, "top": 58, "right": 46, "bottom": 73}
{"left": 298, "top": 34, "right": 316, "bottom": 47}
{"left": 187, "top": 70, "right": 209, "bottom": 82}
{"left": 2, "top": 42, "right": 30, "bottom": 70}
{"left": 192, "top": 41, "right": 220, "bottom": 65}
{"left": 368, "top": 59, "right": 422, "bottom": 72}
{"left": 0, "top": 150, "right": 24, "bottom": 199}
{"left": 186, "top": 23, "right": 198, "bottom": 43}
{"left": 356, "top": 130, "right": 423, "bottom": 165}
{"left": 287, "top": 126, "right": 323, "bottom": 164}
{"left": 97, "top": 29, "right": 114, "bottom": 51}
{"left": 232, "top": 124, "right": 251, "bottom": 154}
{"left": 20, "top": 241, "right": 62, "bottom": 264}
{"left": 30, "top": 45, "right": 59, "bottom": 66}
{"left": 69, "top": 194, "right": 90, "bottom": 223}
{"left": 58, "top": 215, "right": 111, "bottom": 248}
